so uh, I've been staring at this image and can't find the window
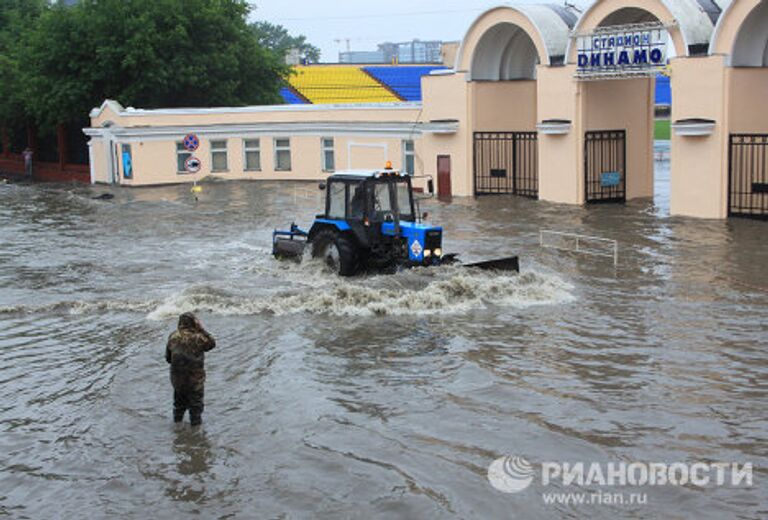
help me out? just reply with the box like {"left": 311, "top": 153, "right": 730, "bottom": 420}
{"left": 328, "top": 182, "right": 346, "bottom": 219}
{"left": 121, "top": 144, "right": 133, "bottom": 179}
{"left": 275, "top": 138, "right": 291, "bottom": 171}
{"left": 374, "top": 182, "right": 392, "bottom": 217}
{"left": 210, "top": 140, "right": 228, "bottom": 172}
{"left": 322, "top": 138, "right": 335, "bottom": 172}
{"left": 176, "top": 142, "right": 191, "bottom": 173}
{"left": 395, "top": 181, "right": 414, "bottom": 220}
{"left": 348, "top": 181, "right": 365, "bottom": 219}
{"left": 403, "top": 140, "right": 415, "bottom": 175}
{"left": 244, "top": 139, "right": 261, "bottom": 171}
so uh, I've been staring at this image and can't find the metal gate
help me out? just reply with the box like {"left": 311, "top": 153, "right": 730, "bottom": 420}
{"left": 729, "top": 134, "right": 768, "bottom": 219}
{"left": 474, "top": 132, "right": 538, "bottom": 198}
{"left": 584, "top": 130, "right": 626, "bottom": 203}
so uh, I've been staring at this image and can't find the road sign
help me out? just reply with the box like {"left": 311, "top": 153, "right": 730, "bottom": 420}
{"left": 601, "top": 171, "right": 621, "bottom": 187}
{"left": 185, "top": 156, "right": 202, "bottom": 174}
{"left": 183, "top": 134, "right": 200, "bottom": 152}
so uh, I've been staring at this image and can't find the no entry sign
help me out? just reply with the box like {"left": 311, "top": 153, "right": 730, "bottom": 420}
{"left": 185, "top": 156, "right": 202, "bottom": 174}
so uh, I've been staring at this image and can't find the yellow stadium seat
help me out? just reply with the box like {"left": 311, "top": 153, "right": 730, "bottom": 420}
{"left": 287, "top": 66, "right": 401, "bottom": 104}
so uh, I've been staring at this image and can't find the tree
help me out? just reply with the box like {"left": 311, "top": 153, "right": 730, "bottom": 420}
{"left": 0, "top": 0, "right": 46, "bottom": 128}
{"left": 250, "top": 21, "right": 321, "bottom": 63}
{"left": 19, "top": 0, "right": 288, "bottom": 131}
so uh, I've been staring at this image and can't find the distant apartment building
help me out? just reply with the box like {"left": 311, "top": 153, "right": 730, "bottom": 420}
{"left": 340, "top": 40, "right": 450, "bottom": 64}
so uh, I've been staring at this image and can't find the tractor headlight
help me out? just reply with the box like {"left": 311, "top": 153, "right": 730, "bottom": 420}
{"left": 424, "top": 249, "right": 432, "bottom": 258}
{"left": 434, "top": 248, "right": 442, "bottom": 257}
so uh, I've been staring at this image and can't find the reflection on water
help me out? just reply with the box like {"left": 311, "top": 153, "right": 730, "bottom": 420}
{"left": 167, "top": 428, "right": 213, "bottom": 503}
{"left": 0, "top": 172, "right": 766, "bottom": 518}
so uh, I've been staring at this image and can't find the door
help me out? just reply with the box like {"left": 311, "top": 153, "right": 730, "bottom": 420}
{"left": 437, "top": 155, "right": 452, "bottom": 198}
{"left": 584, "top": 130, "right": 626, "bottom": 203}
{"left": 729, "top": 134, "right": 768, "bottom": 219}
{"left": 473, "top": 132, "right": 538, "bottom": 198}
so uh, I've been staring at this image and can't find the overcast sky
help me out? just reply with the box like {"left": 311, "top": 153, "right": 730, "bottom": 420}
{"left": 249, "top": 1, "right": 541, "bottom": 61}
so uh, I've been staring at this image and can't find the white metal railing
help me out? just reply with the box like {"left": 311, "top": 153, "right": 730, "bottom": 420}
{"left": 540, "top": 230, "right": 618, "bottom": 266}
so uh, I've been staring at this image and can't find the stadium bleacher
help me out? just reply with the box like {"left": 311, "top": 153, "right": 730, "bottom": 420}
{"left": 286, "top": 66, "right": 400, "bottom": 104}
{"left": 362, "top": 66, "right": 446, "bottom": 101}
{"left": 279, "top": 87, "right": 308, "bottom": 105}
{"left": 655, "top": 74, "right": 671, "bottom": 106}
{"left": 279, "top": 65, "right": 672, "bottom": 106}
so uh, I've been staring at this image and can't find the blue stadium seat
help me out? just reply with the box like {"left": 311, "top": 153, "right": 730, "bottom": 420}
{"left": 280, "top": 87, "right": 308, "bottom": 104}
{"left": 655, "top": 74, "right": 671, "bottom": 106}
{"left": 363, "top": 66, "right": 447, "bottom": 101}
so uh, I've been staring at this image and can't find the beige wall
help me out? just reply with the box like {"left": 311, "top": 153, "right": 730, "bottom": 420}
{"left": 583, "top": 77, "right": 655, "bottom": 200}
{"left": 93, "top": 134, "right": 413, "bottom": 186}
{"left": 728, "top": 68, "right": 768, "bottom": 133}
{"left": 420, "top": 72, "right": 473, "bottom": 196}
{"left": 472, "top": 80, "right": 537, "bottom": 132}
{"left": 670, "top": 55, "right": 729, "bottom": 219}
{"left": 537, "top": 65, "right": 582, "bottom": 204}
{"left": 441, "top": 42, "right": 460, "bottom": 68}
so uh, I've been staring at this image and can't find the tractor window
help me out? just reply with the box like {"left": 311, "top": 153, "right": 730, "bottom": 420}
{"left": 373, "top": 183, "right": 392, "bottom": 217}
{"left": 395, "top": 181, "right": 414, "bottom": 221}
{"left": 348, "top": 181, "right": 365, "bottom": 219}
{"left": 327, "top": 182, "right": 346, "bottom": 220}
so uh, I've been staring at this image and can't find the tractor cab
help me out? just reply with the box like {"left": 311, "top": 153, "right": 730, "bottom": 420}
{"left": 321, "top": 169, "right": 416, "bottom": 225}
{"left": 272, "top": 165, "right": 519, "bottom": 276}
{"left": 310, "top": 167, "right": 442, "bottom": 271}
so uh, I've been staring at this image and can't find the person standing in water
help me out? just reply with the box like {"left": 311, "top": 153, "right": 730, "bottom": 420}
{"left": 165, "top": 312, "right": 216, "bottom": 426}
{"left": 22, "top": 147, "right": 33, "bottom": 178}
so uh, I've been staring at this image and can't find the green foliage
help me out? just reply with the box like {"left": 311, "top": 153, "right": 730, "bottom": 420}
{"left": 250, "top": 20, "right": 321, "bottom": 63}
{"left": 0, "top": 0, "right": 46, "bottom": 126}
{"left": 1, "top": 0, "right": 292, "bottom": 131}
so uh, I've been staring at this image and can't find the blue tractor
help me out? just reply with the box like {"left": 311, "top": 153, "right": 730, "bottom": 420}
{"left": 272, "top": 166, "right": 519, "bottom": 276}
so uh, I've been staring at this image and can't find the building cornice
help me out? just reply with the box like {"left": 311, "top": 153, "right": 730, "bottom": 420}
{"left": 83, "top": 120, "right": 458, "bottom": 140}
{"left": 89, "top": 99, "right": 422, "bottom": 119}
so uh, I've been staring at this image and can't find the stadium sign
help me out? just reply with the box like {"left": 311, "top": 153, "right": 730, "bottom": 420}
{"left": 575, "top": 23, "right": 668, "bottom": 79}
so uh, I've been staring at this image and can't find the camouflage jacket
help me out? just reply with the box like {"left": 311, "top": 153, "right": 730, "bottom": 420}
{"left": 165, "top": 326, "right": 216, "bottom": 389}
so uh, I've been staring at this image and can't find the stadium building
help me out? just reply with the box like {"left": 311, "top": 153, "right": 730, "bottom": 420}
{"left": 85, "top": 0, "right": 768, "bottom": 220}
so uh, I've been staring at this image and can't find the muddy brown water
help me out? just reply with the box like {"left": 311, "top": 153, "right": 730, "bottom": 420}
{"left": 0, "top": 170, "right": 766, "bottom": 518}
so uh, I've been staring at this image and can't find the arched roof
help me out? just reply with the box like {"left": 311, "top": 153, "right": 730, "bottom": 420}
{"left": 455, "top": 4, "right": 580, "bottom": 76}
{"left": 710, "top": 0, "right": 768, "bottom": 66}
{"left": 566, "top": 0, "right": 725, "bottom": 62}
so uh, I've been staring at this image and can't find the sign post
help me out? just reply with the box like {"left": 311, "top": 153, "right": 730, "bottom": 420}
{"left": 574, "top": 22, "right": 668, "bottom": 80}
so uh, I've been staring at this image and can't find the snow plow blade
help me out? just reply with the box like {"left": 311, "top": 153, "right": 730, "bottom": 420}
{"left": 462, "top": 256, "right": 519, "bottom": 272}
{"left": 272, "top": 223, "right": 308, "bottom": 260}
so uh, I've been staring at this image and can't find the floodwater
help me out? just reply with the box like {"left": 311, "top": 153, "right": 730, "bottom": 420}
{"left": 0, "top": 165, "right": 766, "bottom": 519}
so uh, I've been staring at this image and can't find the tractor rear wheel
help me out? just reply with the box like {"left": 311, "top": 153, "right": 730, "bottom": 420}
{"left": 311, "top": 229, "right": 358, "bottom": 276}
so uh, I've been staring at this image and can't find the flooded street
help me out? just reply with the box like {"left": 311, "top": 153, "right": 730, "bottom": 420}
{"left": 0, "top": 170, "right": 766, "bottom": 518}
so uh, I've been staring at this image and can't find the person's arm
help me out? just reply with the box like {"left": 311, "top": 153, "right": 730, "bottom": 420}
{"left": 165, "top": 336, "right": 172, "bottom": 364}
{"left": 198, "top": 328, "right": 216, "bottom": 352}
{"left": 194, "top": 317, "right": 216, "bottom": 351}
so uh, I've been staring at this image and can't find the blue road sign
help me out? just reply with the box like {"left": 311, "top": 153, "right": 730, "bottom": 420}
{"left": 601, "top": 171, "right": 621, "bottom": 187}
{"left": 183, "top": 134, "right": 200, "bottom": 152}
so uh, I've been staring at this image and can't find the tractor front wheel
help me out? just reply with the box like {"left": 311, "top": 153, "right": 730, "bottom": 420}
{"left": 311, "top": 230, "right": 358, "bottom": 276}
